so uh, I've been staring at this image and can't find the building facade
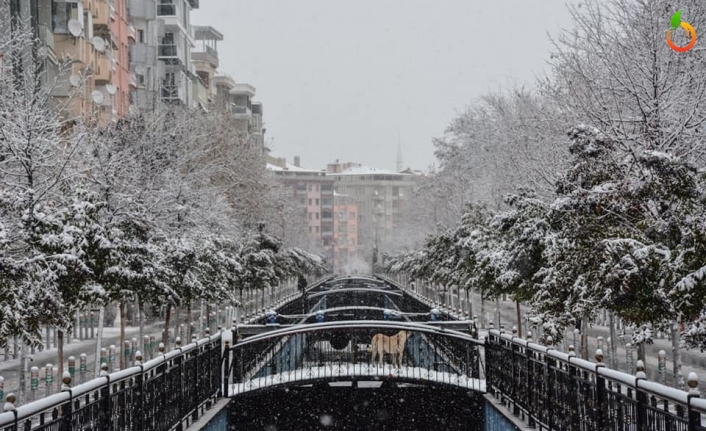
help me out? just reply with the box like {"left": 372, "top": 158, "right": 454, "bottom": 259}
{"left": 267, "top": 156, "right": 335, "bottom": 262}
{"left": 191, "top": 25, "right": 221, "bottom": 108}
{"left": 156, "top": 0, "right": 198, "bottom": 106}
{"left": 333, "top": 193, "right": 359, "bottom": 272}
{"left": 326, "top": 162, "right": 416, "bottom": 262}
{"left": 128, "top": 0, "right": 162, "bottom": 111}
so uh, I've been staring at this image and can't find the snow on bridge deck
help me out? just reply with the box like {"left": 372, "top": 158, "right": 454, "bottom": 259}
{"left": 230, "top": 362, "right": 486, "bottom": 395}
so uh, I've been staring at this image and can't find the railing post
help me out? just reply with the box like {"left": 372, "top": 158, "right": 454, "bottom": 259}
{"left": 223, "top": 338, "right": 231, "bottom": 398}
{"left": 134, "top": 352, "right": 144, "bottom": 431}
{"left": 101, "top": 374, "right": 112, "bottom": 431}
{"left": 687, "top": 372, "right": 701, "bottom": 430}
{"left": 60, "top": 372, "right": 72, "bottom": 431}
{"left": 635, "top": 360, "right": 648, "bottom": 430}
{"left": 594, "top": 349, "right": 606, "bottom": 430}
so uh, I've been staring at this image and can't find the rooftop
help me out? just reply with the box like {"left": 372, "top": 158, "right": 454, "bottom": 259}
{"left": 266, "top": 162, "right": 323, "bottom": 174}
{"left": 193, "top": 26, "right": 224, "bottom": 41}
{"left": 330, "top": 165, "right": 410, "bottom": 176}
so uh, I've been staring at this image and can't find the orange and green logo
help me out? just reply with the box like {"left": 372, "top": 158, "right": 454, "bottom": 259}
{"left": 666, "top": 10, "right": 696, "bottom": 52}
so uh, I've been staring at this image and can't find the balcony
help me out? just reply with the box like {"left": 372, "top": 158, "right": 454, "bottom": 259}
{"left": 94, "top": 55, "right": 111, "bottom": 85}
{"left": 192, "top": 45, "right": 218, "bottom": 68}
{"left": 94, "top": 0, "right": 110, "bottom": 34}
{"left": 230, "top": 104, "right": 251, "bottom": 117}
{"left": 158, "top": 44, "right": 183, "bottom": 65}
{"left": 157, "top": 4, "right": 176, "bottom": 16}
{"left": 129, "top": 0, "right": 156, "bottom": 20}
{"left": 129, "top": 43, "right": 157, "bottom": 65}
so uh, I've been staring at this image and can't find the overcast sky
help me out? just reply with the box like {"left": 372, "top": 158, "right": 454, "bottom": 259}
{"left": 192, "top": 1, "right": 577, "bottom": 172}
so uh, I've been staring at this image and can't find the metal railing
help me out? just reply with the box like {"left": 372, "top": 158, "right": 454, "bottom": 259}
{"left": 0, "top": 334, "right": 222, "bottom": 431}
{"left": 223, "top": 321, "right": 484, "bottom": 396}
{"left": 486, "top": 330, "right": 706, "bottom": 431}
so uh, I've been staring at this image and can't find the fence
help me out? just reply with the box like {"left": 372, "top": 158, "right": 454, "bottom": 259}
{"left": 223, "top": 321, "right": 484, "bottom": 396}
{"left": 486, "top": 330, "right": 706, "bottom": 431}
{"left": 0, "top": 334, "right": 222, "bottom": 431}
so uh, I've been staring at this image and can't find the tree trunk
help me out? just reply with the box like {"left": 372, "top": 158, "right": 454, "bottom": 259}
{"left": 57, "top": 329, "right": 64, "bottom": 389}
{"left": 163, "top": 305, "right": 172, "bottom": 347}
{"left": 119, "top": 302, "right": 127, "bottom": 370}
{"left": 581, "top": 317, "right": 589, "bottom": 359}
{"left": 18, "top": 342, "right": 25, "bottom": 404}
{"left": 187, "top": 301, "right": 193, "bottom": 341}
{"left": 94, "top": 306, "right": 105, "bottom": 377}
{"left": 174, "top": 306, "right": 181, "bottom": 343}
{"left": 515, "top": 301, "right": 522, "bottom": 338}
{"left": 138, "top": 300, "right": 145, "bottom": 355}
{"left": 609, "top": 312, "right": 617, "bottom": 369}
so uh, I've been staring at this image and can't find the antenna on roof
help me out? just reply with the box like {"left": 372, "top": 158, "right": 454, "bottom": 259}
{"left": 396, "top": 133, "right": 403, "bottom": 172}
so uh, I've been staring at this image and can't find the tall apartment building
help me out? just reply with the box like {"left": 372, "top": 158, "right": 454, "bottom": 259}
{"left": 333, "top": 193, "right": 359, "bottom": 272}
{"left": 156, "top": 0, "right": 198, "bottom": 106}
{"left": 191, "top": 25, "right": 221, "bottom": 108}
{"left": 326, "top": 162, "right": 416, "bottom": 261}
{"left": 213, "top": 75, "right": 266, "bottom": 150}
{"left": 128, "top": 0, "right": 162, "bottom": 111}
{"left": 267, "top": 156, "right": 335, "bottom": 262}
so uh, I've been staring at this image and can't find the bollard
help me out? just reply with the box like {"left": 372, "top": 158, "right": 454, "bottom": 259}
{"left": 68, "top": 356, "right": 76, "bottom": 381}
{"left": 30, "top": 367, "right": 38, "bottom": 401}
{"left": 99, "top": 363, "right": 109, "bottom": 377}
{"left": 636, "top": 360, "right": 646, "bottom": 379}
{"left": 175, "top": 337, "right": 182, "bottom": 348}
{"left": 45, "top": 364, "right": 53, "bottom": 396}
{"left": 100, "top": 347, "right": 108, "bottom": 367}
{"left": 205, "top": 327, "right": 211, "bottom": 336}
{"left": 546, "top": 336, "right": 554, "bottom": 347}
{"left": 526, "top": 331, "right": 533, "bottom": 342}
{"left": 597, "top": 336, "right": 604, "bottom": 352}
{"left": 61, "top": 371, "right": 71, "bottom": 391}
{"left": 595, "top": 349, "right": 604, "bottom": 365}
{"left": 134, "top": 351, "right": 143, "bottom": 366}
{"left": 3, "top": 393, "right": 16, "bottom": 412}
{"left": 149, "top": 335, "right": 156, "bottom": 358}
{"left": 568, "top": 344, "right": 576, "bottom": 357}
{"left": 108, "top": 345, "right": 116, "bottom": 372}
{"left": 658, "top": 350, "right": 666, "bottom": 384}
{"left": 512, "top": 325, "right": 518, "bottom": 337}
{"left": 79, "top": 354, "right": 87, "bottom": 384}
{"left": 158, "top": 342, "right": 165, "bottom": 354}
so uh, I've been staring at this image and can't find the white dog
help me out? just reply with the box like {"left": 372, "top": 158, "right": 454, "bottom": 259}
{"left": 369, "top": 331, "right": 410, "bottom": 368}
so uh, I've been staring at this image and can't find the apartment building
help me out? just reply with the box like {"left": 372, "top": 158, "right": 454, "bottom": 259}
{"left": 156, "top": 0, "right": 198, "bottom": 106}
{"left": 128, "top": 0, "right": 162, "bottom": 111}
{"left": 333, "top": 193, "right": 359, "bottom": 272}
{"left": 326, "top": 161, "right": 416, "bottom": 260}
{"left": 192, "top": 25, "right": 222, "bottom": 108}
{"left": 213, "top": 75, "right": 265, "bottom": 148}
{"left": 267, "top": 156, "right": 335, "bottom": 262}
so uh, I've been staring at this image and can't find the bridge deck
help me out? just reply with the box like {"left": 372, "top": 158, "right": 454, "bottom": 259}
{"left": 231, "top": 362, "right": 486, "bottom": 395}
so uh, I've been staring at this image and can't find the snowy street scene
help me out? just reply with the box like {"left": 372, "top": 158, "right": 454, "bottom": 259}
{"left": 3, "top": 0, "right": 706, "bottom": 430}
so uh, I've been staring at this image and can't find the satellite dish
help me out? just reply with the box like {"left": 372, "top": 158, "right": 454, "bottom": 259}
{"left": 91, "top": 90, "right": 104, "bottom": 104}
{"left": 134, "top": 65, "right": 146, "bottom": 75}
{"left": 69, "top": 74, "right": 82, "bottom": 87}
{"left": 91, "top": 37, "right": 106, "bottom": 52}
{"left": 68, "top": 19, "right": 83, "bottom": 37}
{"left": 105, "top": 84, "right": 117, "bottom": 95}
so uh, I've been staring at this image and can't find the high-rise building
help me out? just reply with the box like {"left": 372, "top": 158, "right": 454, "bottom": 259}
{"left": 191, "top": 25, "right": 222, "bottom": 109}
{"left": 128, "top": 0, "right": 163, "bottom": 111}
{"left": 325, "top": 162, "right": 417, "bottom": 260}
{"left": 333, "top": 193, "right": 359, "bottom": 272}
{"left": 156, "top": 0, "right": 198, "bottom": 106}
{"left": 267, "top": 156, "right": 335, "bottom": 262}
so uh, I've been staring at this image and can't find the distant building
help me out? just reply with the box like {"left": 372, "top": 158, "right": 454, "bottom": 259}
{"left": 333, "top": 193, "right": 359, "bottom": 272}
{"left": 192, "top": 25, "right": 222, "bottom": 109}
{"left": 325, "top": 161, "right": 417, "bottom": 260}
{"left": 157, "top": 0, "right": 199, "bottom": 106}
{"left": 267, "top": 156, "right": 335, "bottom": 262}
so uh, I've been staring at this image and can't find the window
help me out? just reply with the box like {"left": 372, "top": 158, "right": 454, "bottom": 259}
{"left": 315, "top": 199, "right": 319, "bottom": 206}
{"left": 322, "top": 210, "right": 332, "bottom": 219}
{"left": 296, "top": 182, "right": 306, "bottom": 191}
{"left": 349, "top": 212, "right": 355, "bottom": 219}
{"left": 315, "top": 226, "right": 320, "bottom": 233}
{"left": 322, "top": 184, "right": 332, "bottom": 192}
{"left": 308, "top": 184, "right": 312, "bottom": 191}
{"left": 309, "top": 227, "right": 313, "bottom": 233}
{"left": 315, "top": 213, "right": 319, "bottom": 220}
{"left": 322, "top": 198, "right": 332, "bottom": 206}
{"left": 137, "top": 74, "right": 145, "bottom": 85}
{"left": 315, "top": 184, "right": 320, "bottom": 192}
{"left": 138, "top": 29, "right": 145, "bottom": 43}
{"left": 308, "top": 199, "right": 312, "bottom": 205}
{"left": 309, "top": 213, "right": 313, "bottom": 220}
{"left": 392, "top": 200, "right": 399, "bottom": 209}
{"left": 358, "top": 215, "right": 364, "bottom": 222}
{"left": 52, "top": 1, "right": 83, "bottom": 34}
{"left": 392, "top": 186, "right": 400, "bottom": 196}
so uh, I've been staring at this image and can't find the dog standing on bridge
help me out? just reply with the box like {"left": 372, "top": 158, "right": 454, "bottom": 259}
{"left": 368, "top": 331, "right": 410, "bottom": 368}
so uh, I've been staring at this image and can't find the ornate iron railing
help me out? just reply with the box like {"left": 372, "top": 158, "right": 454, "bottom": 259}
{"left": 0, "top": 334, "right": 222, "bottom": 431}
{"left": 486, "top": 330, "right": 706, "bottom": 431}
{"left": 223, "top": 321, "right": 485, "bottom": 396}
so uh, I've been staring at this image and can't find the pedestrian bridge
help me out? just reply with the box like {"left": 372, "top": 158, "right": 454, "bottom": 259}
{"left": 1, "top": 274, "right": 706, "bottom": 431}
